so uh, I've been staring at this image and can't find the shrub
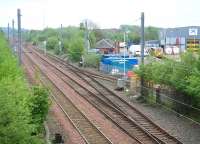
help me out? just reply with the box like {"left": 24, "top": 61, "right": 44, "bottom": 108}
{"left": 135, "top": 52, "right": 200, "bottom": 109}
{"left": 0, "top": 32, "right": 46, "bottom": 144}
{"left": 29, "top": 86, "right": 49, "bottom": 133}
{"left": 46, "top": 36, "right": 59, "bottom": 50}
{"left": 83, "top": 53, "right": 101, "bottom": 68}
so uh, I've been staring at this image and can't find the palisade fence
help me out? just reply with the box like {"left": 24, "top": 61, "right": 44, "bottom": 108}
{"left": 130, "top": 77, "right": 200, "bottom": 124}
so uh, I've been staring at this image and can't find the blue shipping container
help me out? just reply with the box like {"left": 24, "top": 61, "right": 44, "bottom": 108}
{"left": 100, "top": 56, "right": 138, "bottom": 74}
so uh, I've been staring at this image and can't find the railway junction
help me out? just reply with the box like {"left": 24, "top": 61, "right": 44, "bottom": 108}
{"left": 22, "top": 44, "right": 192, "bottom": 144}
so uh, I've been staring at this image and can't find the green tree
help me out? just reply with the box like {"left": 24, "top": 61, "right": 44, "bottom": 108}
{"left": 145, "top": 26, "right": 159, "bottom": 40}
{"left": 93, "top": 29, "right": 104, "bottom": 41}
{"left": 46, "top": 36, "right": 59, "bottom": 50}
{"left": 89, "top": 31, "right": 96, "bottom": 48}
{"left": 66, "top": 38, "right": 84, "bottom": 61}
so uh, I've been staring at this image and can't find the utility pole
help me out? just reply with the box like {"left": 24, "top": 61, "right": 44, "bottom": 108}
{"left": 141, "top": 12, "right": 145, "bottom": 65}
{"left": 123, "top": 32, "right": 126, "bottom": 78}
{"left": 140, "top": 12, "right": 145, "bottom": 97}
{"left": 12, "top": 19, "right": 15, "bottom": 42}
{"left": 17, "top": 9, "right": 22, "bottom": 65}
{"left": 60, "top": 24, "right": 63, "bottom": 53}
{"left": 7, "top": 23, "right": 10, "bottom": 41}
{"left": 123, "top": 32, "right": 126, "bottom": 91}
{"left": 12, "top": 19, "right": 15, "bottom": 50}
{"left": 84, "top": 20, "right": 88, "bottom": 53}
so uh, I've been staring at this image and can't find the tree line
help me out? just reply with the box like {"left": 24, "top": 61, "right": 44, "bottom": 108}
{"left": 24, "top": 24, "right": 160, "bottom": 62}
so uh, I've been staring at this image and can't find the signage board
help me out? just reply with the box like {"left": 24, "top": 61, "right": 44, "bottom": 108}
{"left": 189, "top": 28, "right": 198, "bottom": 36}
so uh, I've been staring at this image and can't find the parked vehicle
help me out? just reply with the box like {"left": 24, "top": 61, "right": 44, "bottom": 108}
{"left": 129, "top": 45, "right": 149, "bottom": 56}
{"left": 165, "top": 46, "right": 180, "bottom": 55}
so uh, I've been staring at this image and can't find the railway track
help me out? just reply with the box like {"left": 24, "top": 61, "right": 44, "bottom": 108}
{"left": 50, "top": 93, "right": 112, "bottom": 144}
{"left": 35, "top": 47, "right": 117, "bottom": 82}
{"left": 23, "top": 50, "right": 113, "bottom": 144}
{"left": 28, "top": 47, "right": 171, "bottom": 144}
{"left": 67, "top": 68, "right": 181, "bottom": 144}
{"left": 35, "top": 48, "right": 182, "bottom": 144}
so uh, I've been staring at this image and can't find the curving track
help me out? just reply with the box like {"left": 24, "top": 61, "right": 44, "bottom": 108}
{"left": 29, "top": 46, "right": 160, "bottom": 144}
{"left": 38, "top": 47, "right": 182, "bottom": 144}
{"left": 23, "top": 50, "right": 113, "bottom": 144}
{"left": 24, "top": 45, "right": 182, "bottom": 144}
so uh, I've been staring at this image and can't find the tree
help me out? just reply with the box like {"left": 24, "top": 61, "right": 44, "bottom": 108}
{"left": 88, "top": 31, "right": 96, "bottom": 48}
{"left": 67, "top": 37, "right": 84, "bottom": 61}
{"left": 145, "top": 26, "right": 159, "bottom": 40}
{"left": 93, "top": 29, "right": 104, "bottom": 41}
{"left": 46, "top": 36, "right": 59, "bottom": 50}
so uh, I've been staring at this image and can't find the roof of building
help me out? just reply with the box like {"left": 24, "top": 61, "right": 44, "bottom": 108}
{"left": 96, "top": 39, "right": 114, "bottom": 49}
{"left": 160, "top": 26, "right": 200, "bottom": 39}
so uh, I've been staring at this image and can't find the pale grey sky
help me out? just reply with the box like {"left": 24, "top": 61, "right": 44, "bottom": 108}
{"left": 0, "top": 0, "right": 199, "bottom": 29}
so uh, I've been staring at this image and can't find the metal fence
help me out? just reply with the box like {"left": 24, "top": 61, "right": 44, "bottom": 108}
{"left": 130, "top": 77, "right": 200, "bottom": 125}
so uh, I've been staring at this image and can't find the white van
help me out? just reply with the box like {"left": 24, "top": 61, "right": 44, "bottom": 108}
{"left": 129, "top": 45, "right": 149, "bottom": 56}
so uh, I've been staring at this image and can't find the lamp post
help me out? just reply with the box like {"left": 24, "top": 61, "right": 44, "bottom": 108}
{"left": 17, "top": 9, "right": 22, "bottom": 65}
{"left": 140, "top": 12, "right": 145, "bottom": 97}
{"left": 123, "top": 31, "right": 129, "bottom": 91}
{"left": 123, "top": 31, "right": 129, "bottom": 77}
{"left": 60, "top": 24, "right": 63, "bottom": 53}
{"left": 43, "top": 40, "right": 46, "bottom": 55}
{"left": 123, "top": 32, "right": 126, "bottom": 78}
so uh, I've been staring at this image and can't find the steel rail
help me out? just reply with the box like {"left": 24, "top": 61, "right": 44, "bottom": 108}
{"left": 40, "top": 48, "right": 182, "bottom": 144}
{"left": 23, "top": 50, "right": 113, "bottom": 144}
{"left": 30, "top": 47, "right": 162, "bottom": 144}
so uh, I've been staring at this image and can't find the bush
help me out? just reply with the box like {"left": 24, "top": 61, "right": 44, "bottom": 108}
{"left": 64, "top": 38, "right": 84, "bottom": 62}
{"left": 83, "top": 53, "right": 101, "bottom": 68}
{"left": 29, "top": 86, "right": 49, "bottom": 133}
{"left": 46, "top": 36, "right": 59, "bottom": 50}
{"left": 0, "top": 32, "right": 46, "bottom": 143}
{"left": 135, "top": 52, "right": 200, "bottom": 109}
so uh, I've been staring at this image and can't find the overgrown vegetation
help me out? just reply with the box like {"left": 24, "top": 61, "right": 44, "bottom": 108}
{"left": 0, "top": 32, "right": 49, "bottom": 144}
{"left": 135, "top": 52, "right": 200, "bottom": 110}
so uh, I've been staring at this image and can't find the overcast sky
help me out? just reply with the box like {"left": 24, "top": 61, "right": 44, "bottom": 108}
{"left": 0, "top": 0, "right": 199, "bottom": 30}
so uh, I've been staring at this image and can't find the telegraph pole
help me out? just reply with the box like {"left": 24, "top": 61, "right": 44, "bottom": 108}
{"left": 12, "top": 19, "right": 15, "bottom": 42}
{"left": 12, "top": 19, "right": 15, "bottom": 50}
{"left": 60, "top": 24, "right": 63, "bottom": 53}
{"left": 84, "top": 20, "right": 88, "bottom": 53}
{"left": 17, "top": 9, "right": 22, "bottom": 65}
{"left": 141, "top": 12, "right": 145, "bottom": 65}
{"left": 140, "top": 12, "right": 145, "bottom": 97}
{"left": 7, "top": 23, "right": 10, "bottom": 41}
